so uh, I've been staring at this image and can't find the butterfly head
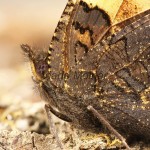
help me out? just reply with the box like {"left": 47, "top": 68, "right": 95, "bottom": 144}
{"left": 21, "top": 44, "right": 48, "bottom": 83}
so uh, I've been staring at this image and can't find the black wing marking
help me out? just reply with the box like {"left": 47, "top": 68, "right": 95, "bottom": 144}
{"left": 65, "top": 0, "right": 111, "bottom": 72}
{"left": 48, "top": 0, "right": 111, "bottom": 87}
{"left": 76, "top": 9, "right": 150, "bottom": 72}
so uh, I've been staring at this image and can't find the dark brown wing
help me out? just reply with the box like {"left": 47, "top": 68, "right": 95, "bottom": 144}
{"left": 65, "top": 0, "right": 111, "bottom": 71}
{"left": 48, "top": 0, "right": 116, "bottom": 88}
{"left": 47, "top": 0, "right": 75, "bottom": 87}
{"left": 64, "top": 9, "right": 150, "bottom": 99}
{"left": 96, "top": 9, "right": 150, "bottom": 94}
{"left": 95, "top": 9, "right": 150, "bottom": 138}
{"left": 77, "top": 9, "right": 150, "bottom": 72}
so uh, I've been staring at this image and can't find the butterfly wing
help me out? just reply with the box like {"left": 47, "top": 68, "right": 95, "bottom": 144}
{"left": 48, "top": 0, "right": 125, "bottom": 86}
{"left": 48, "top": 0, "right": 111, "bottom": 88}
{"left": 65, "top": 0, "right": 111, "bottom": 70}
{"left": 48, "top": 0, "right": 149, "bottom": 104}
{"left": 61, "top": 0, "right": 126, "bottom": 97}
{"left": 47, "top": 0, "right": 76, "bottom": 87}
{"left": 97, "top": 9, "right": 150, "bottom": 92}
{"left": 63, "top": 9, "right": 150, "bottom": 99}
{"left": 95, "top": 9, "right": 150, "bottom": 138}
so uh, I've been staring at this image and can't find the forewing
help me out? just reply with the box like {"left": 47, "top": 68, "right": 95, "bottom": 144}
{"left": 62, "top": 0, "right": 119, "bottom": 98}
{"left": 47, "top": 0, "right": 75, "bottom": 87}
{"left": 66, "top": 0, "right": 111, "bottom": 70}
{"left": 48, "top": 0, "right": 111, "bottom": 87}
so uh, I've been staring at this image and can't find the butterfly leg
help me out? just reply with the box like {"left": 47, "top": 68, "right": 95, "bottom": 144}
{"left": 87, "top": 105, "right": 131, "bottom": 150}
{"left": 45, "top": 104, "right": 72, "bottom": 122}
{"left": 45, "top": 104, "right": 72, "bottom": 149}
{"left": 45, "top": 104, "right": 63, "bottom": 150}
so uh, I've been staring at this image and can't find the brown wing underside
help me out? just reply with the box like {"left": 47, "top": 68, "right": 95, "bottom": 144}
{"left": 94, "top": 9, "right": 150, "bottom": 137}
{"left": 45, "top": 1, "right": 150, "bottom": 137}
{"left": 66, "top": 0, "right": 111, "bottom": 71}
{"left": 48, "top": 0, "right": 112, "bottom": 88}
{"left": 97, "top": 9, "right": 150, "bottom": 98}
{"left": 65, "top": 9, "right": 150, "bottom": 100}
{"left": 48, "top": 0, "right": 75, "bottom": 87}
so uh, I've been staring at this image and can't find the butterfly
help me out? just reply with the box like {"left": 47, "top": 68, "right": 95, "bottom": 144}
{"left": 21, "top": 0, "right": 150, "bottom": 149}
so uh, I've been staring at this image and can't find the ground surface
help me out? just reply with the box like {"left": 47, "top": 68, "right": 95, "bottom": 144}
{"left": 0, "top": 100, "right": 150, "bottom": 150}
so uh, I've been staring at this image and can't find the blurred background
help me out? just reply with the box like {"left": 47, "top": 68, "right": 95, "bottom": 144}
{"left": 0, "top": 0, "right": 67, "bottom": 105}
{"left": 0, "top": 0, "right": 67, "bottom": 132}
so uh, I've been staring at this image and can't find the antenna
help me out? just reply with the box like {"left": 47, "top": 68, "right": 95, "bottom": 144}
{"left": 21, "top": 44, "right": 34, "bottom": 60}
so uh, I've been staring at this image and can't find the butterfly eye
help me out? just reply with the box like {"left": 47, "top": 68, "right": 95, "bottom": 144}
{"left": 35, "top": 60, "right": 48, "bottom": 78}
